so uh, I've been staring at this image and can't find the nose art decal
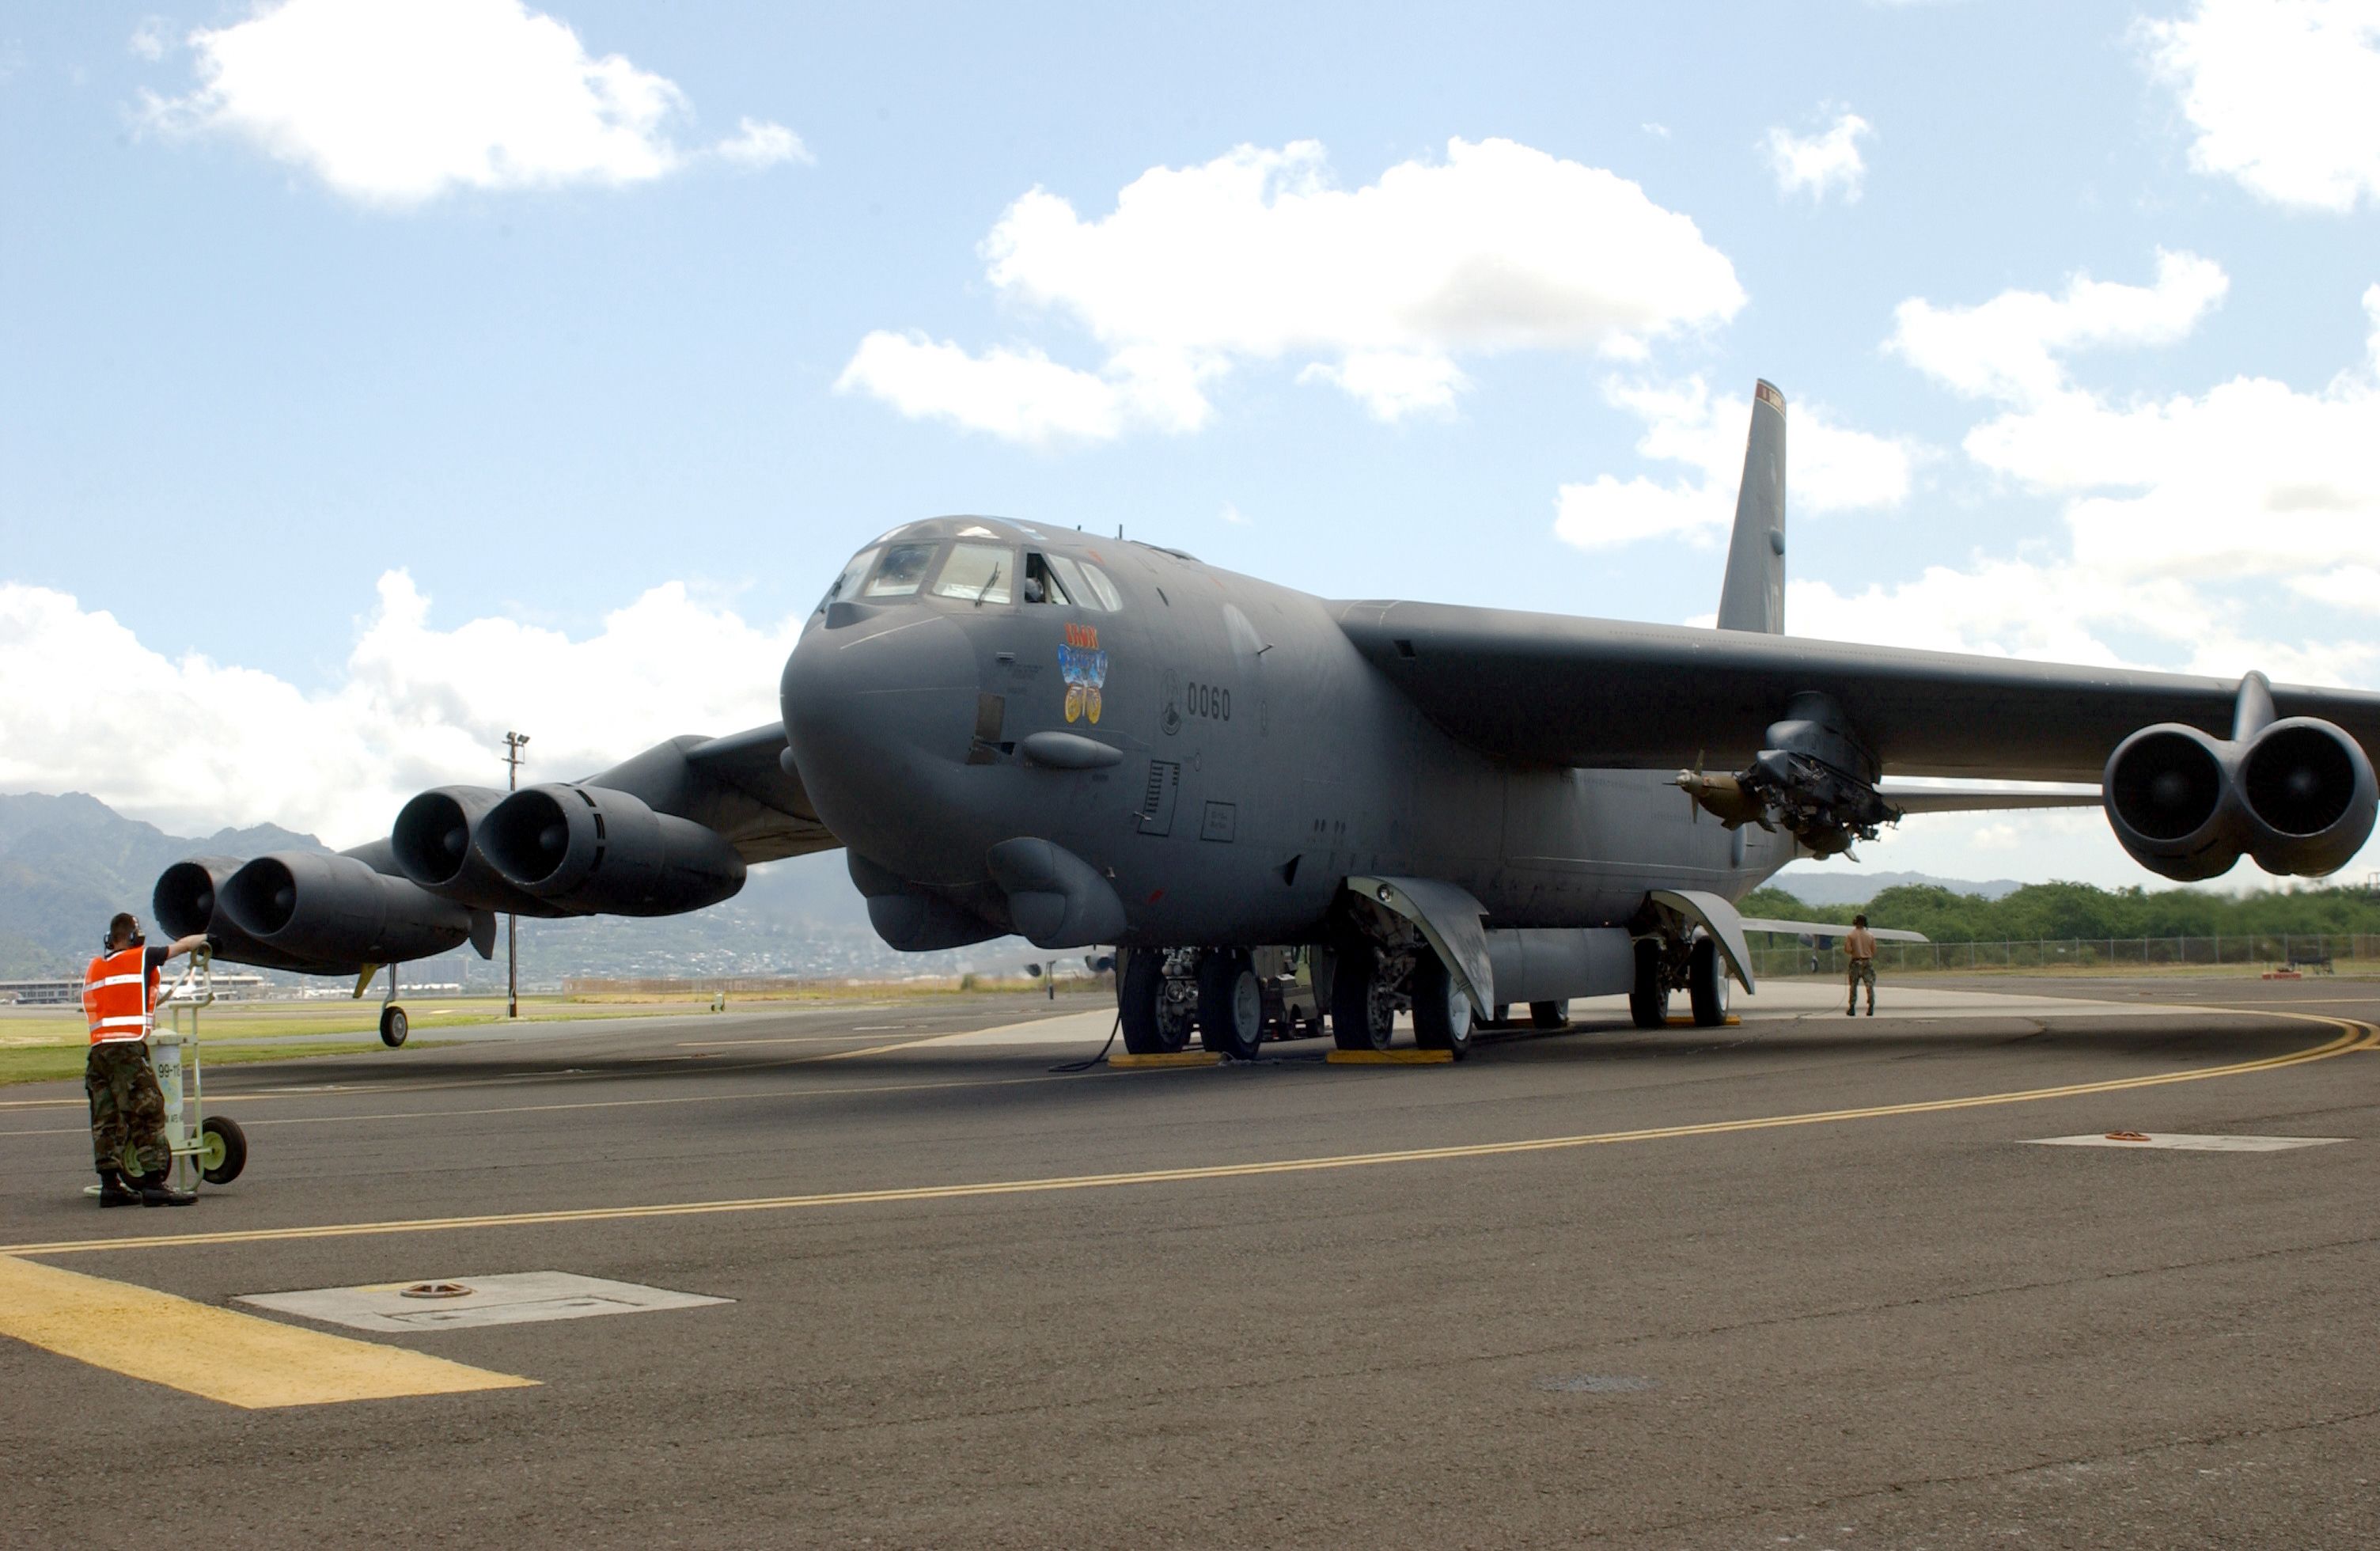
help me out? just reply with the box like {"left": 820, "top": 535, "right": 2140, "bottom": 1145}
{"left": 1060, "top": 623, "right": 1109, "bottom": 725}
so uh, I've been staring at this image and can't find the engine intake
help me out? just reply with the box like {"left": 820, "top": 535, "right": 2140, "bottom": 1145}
{"left": 479, "top": 783, "right": 746, "bottom": 916}
{"left": 218, "top": 851, "right": 479, "bottom": 965}
{"left": 153, "top": 856, "right": 341, "bottom": 973}
{"left": 2240, "top": 717, "right": 2378, "bottom": 875}
{"left": 392, "top": 786, "right": 570, "bottom": 916}
{"left": 2103, "top": 712, "right": 2375, "bottom": 881}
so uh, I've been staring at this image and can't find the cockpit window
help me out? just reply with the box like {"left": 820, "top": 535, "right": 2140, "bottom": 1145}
{"left": 864, "top": 542, "right": 938, "bottom": 597}
{"left": 817, "top": 548, "right": 879, "bottom": 612}
{"left": 1024, "top": 552, "right": 1070, "bottom": 605}
{"left": 1078, "top": 561, "right": 1124, "bottom": 612}
{"left": 931, "top": 542, "right": 1013, "bottom": 605}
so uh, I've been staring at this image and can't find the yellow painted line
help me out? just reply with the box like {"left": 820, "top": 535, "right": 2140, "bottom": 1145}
{"left": 9, "top": 1016, "right": 2367, "bottom": 1261}
{"left": 0, "top": 1255, "right": 537, "bottom": 1408}
{"left": 1112, "top": 1051, "right": 1223, "bottom": 1068}
{"left": 1326, "top": 1049, "right": 1455, "bottom": 1064}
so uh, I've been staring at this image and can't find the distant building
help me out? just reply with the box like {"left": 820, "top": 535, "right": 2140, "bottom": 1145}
{"left": 0, "top": 973, "right": 271, "bottom": 1007}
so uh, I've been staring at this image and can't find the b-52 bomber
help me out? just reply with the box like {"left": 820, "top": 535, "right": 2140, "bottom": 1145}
{"left": 158, "top": 381, "right": 2380, "bottom": 1057}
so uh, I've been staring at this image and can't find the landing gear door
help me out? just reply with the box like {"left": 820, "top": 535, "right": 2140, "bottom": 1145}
{"left": 1347, "top": 875, "right": 1495, "bottom": 1019}
{"left": 1647, "top": 888, "right": 1759, "bottom": 993}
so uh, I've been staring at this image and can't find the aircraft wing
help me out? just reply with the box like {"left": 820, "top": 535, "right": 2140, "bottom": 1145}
{"left": 1332, "top": 601, "right": 2380, "bottom": 781}
{"left": 1738, "top": 917, "right": 1927, "bottom": 943}
{"left": 676, "top": 722, "right": 839, "bottom": 864}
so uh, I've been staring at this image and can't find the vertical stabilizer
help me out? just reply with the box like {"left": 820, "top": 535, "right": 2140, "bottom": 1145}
{"left": 1715, "top": 379, "right": 1787, "bottom": 634}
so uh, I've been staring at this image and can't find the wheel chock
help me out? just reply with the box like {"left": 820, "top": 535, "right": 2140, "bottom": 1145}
{"left": 1110, "top": 1051, "right": 1224, "bottom": 1068}
{"left": 1326, "top": 1049, "right": 1455, "bottom": 1064}
{"left": 1665, "top": 1014, "right": 1741, "bottom": 1027}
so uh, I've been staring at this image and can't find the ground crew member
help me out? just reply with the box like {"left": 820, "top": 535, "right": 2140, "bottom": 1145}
{"left": 1844, "top": 913, "right": 1878, "bottom": 1017}
{"left": 82, "top": 912, "right": 207, "bottom": 1207}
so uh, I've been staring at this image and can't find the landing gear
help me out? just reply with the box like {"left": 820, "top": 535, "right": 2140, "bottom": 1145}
{"left": 1529, "top": 1000, "right": 1570, "bottom": 1030}
{"left": 1629, "top": 939, "right": 1670, "bottom": 1030}
{"left": 1330, "top": 942, "right": 1398, "bottom": 1051}
{"left": 1411, "top": 952, "right": 1473, "bottom": 1059}
{"left": 1119, "top": 949, "right": 1195, "bottom": 1054}
{"left": 1687, "top": 937, "right": 1731, "bottom": 1028}
{"left": 1198, "top": 950, "right": 1266, "bottom": 1060}
{"left": 379, "top": 1004, "right": 409, "bottom": 1048}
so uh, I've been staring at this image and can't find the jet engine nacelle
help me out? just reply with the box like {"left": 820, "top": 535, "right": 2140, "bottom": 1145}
{"left": 153, "top": 855, "right": 346, "bottom": 974}
{"left": 479, "top": 783, "right": 747, "bottom": 916}
{"left": 218, "top": 851, "right": 480, "bottom": 965}
{"left": 2103, "top": 718, "right": 2376, "bottom": 880}
{"left": 392, "top": 786, "right": 570, "bottom": 917}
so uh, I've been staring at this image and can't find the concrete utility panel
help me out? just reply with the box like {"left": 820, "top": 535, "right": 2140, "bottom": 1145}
{"left": 2024, "top": 1133, "right": 2348, "bottom": 1152}
{"left": 238, "top": 1272, "right": 731, "bottom": 1333}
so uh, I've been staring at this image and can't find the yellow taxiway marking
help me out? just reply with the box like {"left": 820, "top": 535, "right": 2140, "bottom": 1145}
{"left": 0, "top": 1254, "right": 537, "bottom": 1408}
{"left": 8, "top": 1016, "right": 2367, "bottom": 1261}
{"left": 1326, "top": 1049, "right": 1455, "bottom": 1064}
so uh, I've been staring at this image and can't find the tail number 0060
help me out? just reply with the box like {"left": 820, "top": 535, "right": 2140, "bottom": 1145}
{"left": 1184, "top": 681, "right": 1230, "bottom": 721}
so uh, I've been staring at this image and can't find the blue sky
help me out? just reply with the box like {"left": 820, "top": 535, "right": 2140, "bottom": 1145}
{"left": 3, "top": 0, "right": 2378, "bottom": 890}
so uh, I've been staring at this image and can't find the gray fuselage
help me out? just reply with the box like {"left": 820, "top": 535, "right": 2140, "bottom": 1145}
{"left": 781, "top": 516, "right": 1794, "bottom": 950}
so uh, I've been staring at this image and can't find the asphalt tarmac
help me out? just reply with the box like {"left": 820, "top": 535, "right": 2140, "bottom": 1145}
{"left": 3, "top": 975, "right": 2377, "bottom": 1548}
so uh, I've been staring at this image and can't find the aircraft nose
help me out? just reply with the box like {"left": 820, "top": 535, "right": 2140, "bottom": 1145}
{"left": 781, "top": 609, "right": 983, "bottom": 867}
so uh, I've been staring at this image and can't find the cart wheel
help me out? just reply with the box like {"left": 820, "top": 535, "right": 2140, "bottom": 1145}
{"left": 380, "top": 1004, "right": 408, "bottom": 1048}
{"left": 121, "top": 1144, "right": 174, "bottom": 1190}
{"left": 199, "top": 1115, "right": 247, "bottom": 1185}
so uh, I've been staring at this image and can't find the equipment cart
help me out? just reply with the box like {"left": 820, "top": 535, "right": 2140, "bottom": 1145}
{"left": 133, "top": 948, "right": 248, "bottom": 1190}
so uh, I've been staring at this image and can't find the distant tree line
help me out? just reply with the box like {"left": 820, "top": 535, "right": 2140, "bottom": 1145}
{"left": 1741, "top": 880, "right": 2380, "bottom": 943}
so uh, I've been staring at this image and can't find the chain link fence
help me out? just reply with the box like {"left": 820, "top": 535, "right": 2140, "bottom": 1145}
{"left": 1749, "top": 932, "right": 2378, "bottom": 978}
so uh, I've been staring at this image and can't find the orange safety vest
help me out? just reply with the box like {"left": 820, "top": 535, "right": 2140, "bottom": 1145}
{"left": 82, "top": 946, "right": 158, "bottom": 1045}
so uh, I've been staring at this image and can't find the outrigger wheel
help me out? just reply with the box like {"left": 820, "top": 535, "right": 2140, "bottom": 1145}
{"left": 380, "top": 1003, "right": 409, "bottom": 1048}
{"left": 199, "top": 1115, "right": 248, "bottom": 1185}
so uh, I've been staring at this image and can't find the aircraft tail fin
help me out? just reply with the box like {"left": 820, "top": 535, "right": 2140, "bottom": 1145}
{"left": 1715, "top": 379, "right": 1787, "bottom": 634}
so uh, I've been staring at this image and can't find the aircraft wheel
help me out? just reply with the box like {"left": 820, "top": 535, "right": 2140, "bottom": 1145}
{"left": 1197, "top": 951, "right": 1265, "bottom": 1060}
{"left": 199, "top": 1115, "right": 247, "bottom": 1185}
{"left": 1688, "top": 937, "right": 1731, "bottom": 1028}
{"left": 1629, "top": 940, "right": 1669, "bottom": 1030}
{"left": 379, "top": 1004, "right": 408, "bottom": 1048}
{"left": 1330, "top": 946, "right": 1396, "bottom": 1051}
{"left": 1119, "top": 950, "right": 1192, "bottom": 1054}
{"left": 1529, "top": 999, "right": 1571, "bottom": 1030}
{"left": 1411, "top": 953, "right": 1473, "bottom": 1059}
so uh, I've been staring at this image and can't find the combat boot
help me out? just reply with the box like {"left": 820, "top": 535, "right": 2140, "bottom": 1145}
{"left": 97, "top": 1171, "right": 142, "bottom": 1208}
{"left": 139, "top": 1179, "right": 197, "bottom": 1208}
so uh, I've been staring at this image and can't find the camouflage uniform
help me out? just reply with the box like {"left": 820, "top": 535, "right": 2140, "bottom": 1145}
{"left": 86, "top": 1041, "right": 172, "bottom": 1178}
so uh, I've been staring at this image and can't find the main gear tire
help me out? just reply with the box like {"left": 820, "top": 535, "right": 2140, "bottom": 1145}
{"left": 1629, "top": 939, "right": 1670, "bottom": 1030}
{"left": 1688, "top": 936, "right": 1731, "bottom": 1028}
{"left": 1330, "top": 945, "right": 1396, "bottom": 1051}
{"left": 1529, "top": 1000, "right": 1571, "bottom": 1030}
{"left": 199, "top": 1114, "right": 248, "bottom": 1185}
{"left": 1198, "top": 950, "right": 1265, "bottom": 1060}
{"left": 1411, "top": 953, "right": 1474, "bottom": 1059}
{"left": 1119, "top": 950, "right": 1192, "bottom": 1055}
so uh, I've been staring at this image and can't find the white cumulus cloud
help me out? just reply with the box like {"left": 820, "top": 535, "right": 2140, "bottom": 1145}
{"left": 839, "top": 137, "right": 1745, "bottom": 442}
{"left": 1887, "top": 249, "right": 2229, "bottom": 407}
{"left": 1553, "top": 377, "right": 1915, "bottom": 552}
{"left": 1798, "top": 265, "right": 2380, "bottom": 723}
{"left": 2143, "top": 0, "right": 2380, "bottom": 211}
{"left": 0, "top": 572, "right": 799, "bottom": 845}
{"left": 138, "top": 0, "right": 805, "bottom": 207}
{"left": 1762, "top": 109, "right": 1872, "bottom": 203}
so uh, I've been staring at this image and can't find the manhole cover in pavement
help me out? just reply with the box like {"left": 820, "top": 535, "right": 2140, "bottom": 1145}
{"left": 239, "top": 1272, "right": 732, "bottom": 1332}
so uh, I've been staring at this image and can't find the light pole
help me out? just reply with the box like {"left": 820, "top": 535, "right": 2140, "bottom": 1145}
{"left": 504, "top": 730, "right": 530, "bottom": 1018}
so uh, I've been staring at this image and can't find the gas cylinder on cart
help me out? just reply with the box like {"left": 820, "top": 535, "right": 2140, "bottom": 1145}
{"left": 148, "top": 1032, "right": 191, "bottom": 1155}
